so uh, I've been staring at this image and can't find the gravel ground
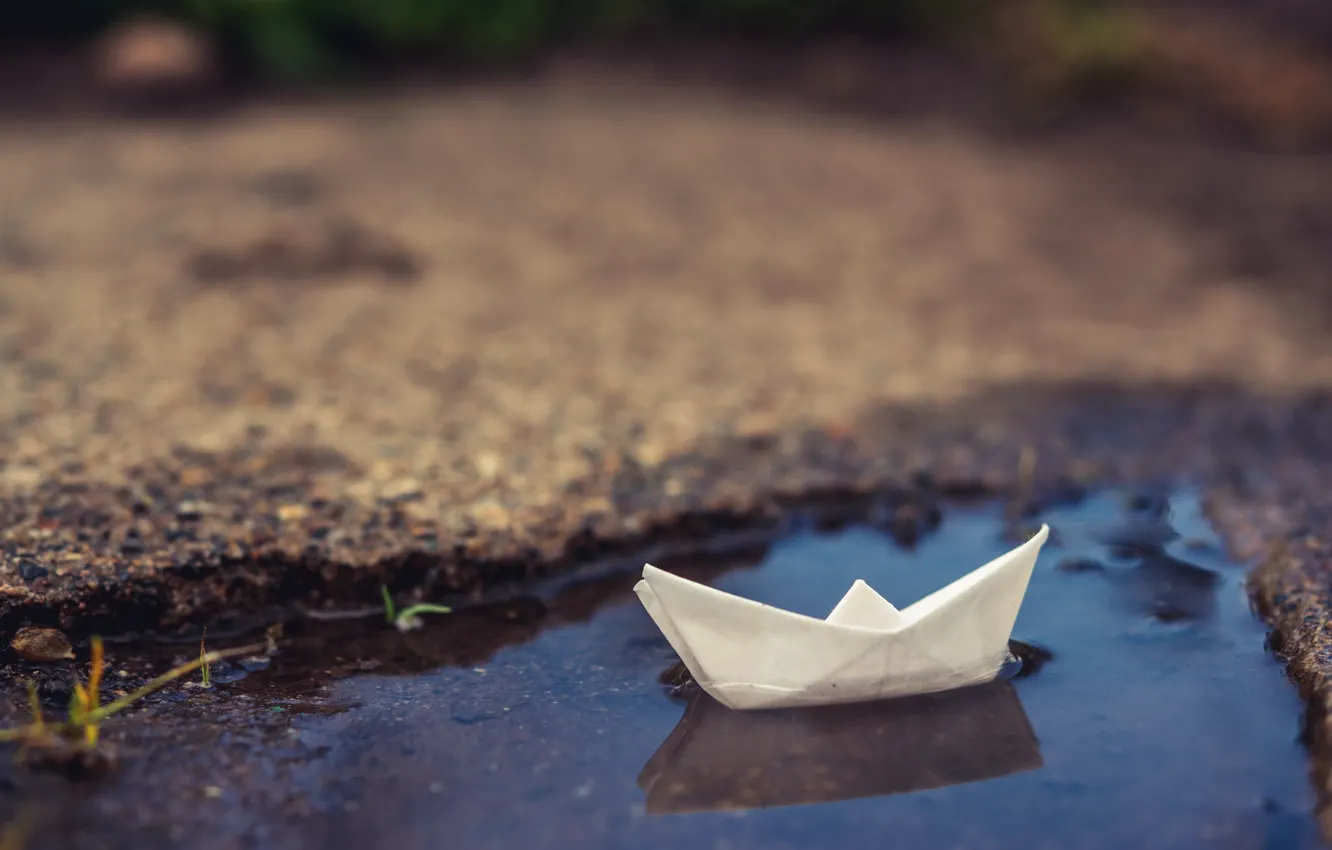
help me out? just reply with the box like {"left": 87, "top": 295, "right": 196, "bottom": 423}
{"left": 5, "top": 58, "right": 1332, "bottom": 829}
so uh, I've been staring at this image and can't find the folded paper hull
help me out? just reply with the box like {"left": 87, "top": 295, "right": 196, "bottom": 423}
{"left": 635, "top": 526, "right": 1047, "bottom": 710}
{"left": 638, "top": 681, "right": 1042, "bottom": 813}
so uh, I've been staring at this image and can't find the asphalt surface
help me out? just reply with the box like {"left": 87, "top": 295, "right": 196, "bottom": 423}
{"left": 5, "top": 61, "right": 1332, "bottom": 830}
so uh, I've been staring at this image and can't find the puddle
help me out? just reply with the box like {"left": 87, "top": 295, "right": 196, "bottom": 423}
{"left": 4, "top": 489, "right": 1323, "bottom": 849}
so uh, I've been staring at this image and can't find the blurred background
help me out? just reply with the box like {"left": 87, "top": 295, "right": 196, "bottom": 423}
{"left": 3, "top": 0, "right": 1332, "bottom": 135}
{"left": 2, "top": 0, "right": 1332, "bottom": 556}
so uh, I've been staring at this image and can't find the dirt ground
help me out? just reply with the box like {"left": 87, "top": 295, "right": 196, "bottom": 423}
{"left": 6, "top": 42, "right": 1332, "bottom": 836}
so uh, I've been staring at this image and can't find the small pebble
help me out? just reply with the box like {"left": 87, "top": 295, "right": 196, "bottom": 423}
{"left": 96, "top": 15, "right": 214, "bottom": 94}
{"left": 469, "top": 500, "right": 512, "bottom": 530}
{"left": 474, "top": 452, "right": 502, "bottom": 480}
{"left": 276, "top": 503, "right": 308, "bottom": 522}
{"left": 381, "top": 478, "right": 422, "bottom": 501}
{"left": 17, "top": 559, "right": 49, "bottom": 582}
{"left": 175, "top": 500, "right": 208, "bottom": 521}
{"left": 11, "top": 626, "right": 75, "bottom": 662}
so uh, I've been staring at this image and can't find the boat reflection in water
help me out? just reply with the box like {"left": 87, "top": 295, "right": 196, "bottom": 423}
{"left": 638, "top": 680, "right": 1041, "bottom": 814}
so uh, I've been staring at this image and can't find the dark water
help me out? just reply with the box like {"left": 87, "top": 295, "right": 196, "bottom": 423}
{"left": 244, "top": 490, "right": 1319, "bottom": 850}
{"left": 8, "top": 490, "right": 1320, "bottom": 849}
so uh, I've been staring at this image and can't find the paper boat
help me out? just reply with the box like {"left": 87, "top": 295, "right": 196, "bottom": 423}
{"left": 638, "top": 680, "right": 1041, "bottom": 813}
{"left": 634, "top": 524, "right": 1049, "bottom": 709}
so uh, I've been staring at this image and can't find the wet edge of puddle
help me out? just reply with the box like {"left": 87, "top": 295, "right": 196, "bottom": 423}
{"left": 0, "top": 486, "right": 1322, "bottom": 850}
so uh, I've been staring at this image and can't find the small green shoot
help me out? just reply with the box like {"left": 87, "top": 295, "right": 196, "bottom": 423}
{"left": 0, "top": 639, "right": 267, "bottom": 750}
{"left": 68, "top": 637, "right": 104, "bottom": 747}
{"left": 199, "top": 628, "right": 211, "bottom": 689}
{"left": 392, "top": 603, "right": 454, "bottom": 632}
{"left": 380, "top": 585, "right": 452, "bottom": 632}
{"left": 23, "top": 682, "right": 42, "bottom": 734}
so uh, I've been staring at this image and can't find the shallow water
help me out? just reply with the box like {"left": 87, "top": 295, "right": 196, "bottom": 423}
{"left": 243, "top": 490, "right": 1321, "bottom": 849}
{"left": 9, "top": 489, "right": 1322, "bottom": 849}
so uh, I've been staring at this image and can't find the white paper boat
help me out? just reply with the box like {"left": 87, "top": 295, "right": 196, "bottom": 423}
{"left": 638, "top": 680, "right": 1041, "bottom": 813}
{"left": 634, "top": 524, "right": 1049, "bottom": 709}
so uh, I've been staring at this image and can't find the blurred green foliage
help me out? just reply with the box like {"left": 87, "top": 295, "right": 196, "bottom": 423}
{"left": 170, "top": 0, "right": 976, "bottom": 76}
{"left": 5, "top": 0, "right": 1139, "bottom": 86}
{"left": 996, "top": 0, "right": 1141, "bottom": 95}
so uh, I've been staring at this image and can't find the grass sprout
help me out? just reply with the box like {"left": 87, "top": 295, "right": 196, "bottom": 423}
{"left": 199, "top": 628, "right": 211, "bottom": 689}
{"left": 0, "top": 638, "right": 267, "bottom": 752}
{"left": 23, "top": 682, "right": 42, "bottom": 734}
{"left": 68, "top": 637, "right": 104, "bottom": 747}
{"left": 381, "top": 585, "right": 452, "bottom": 632}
